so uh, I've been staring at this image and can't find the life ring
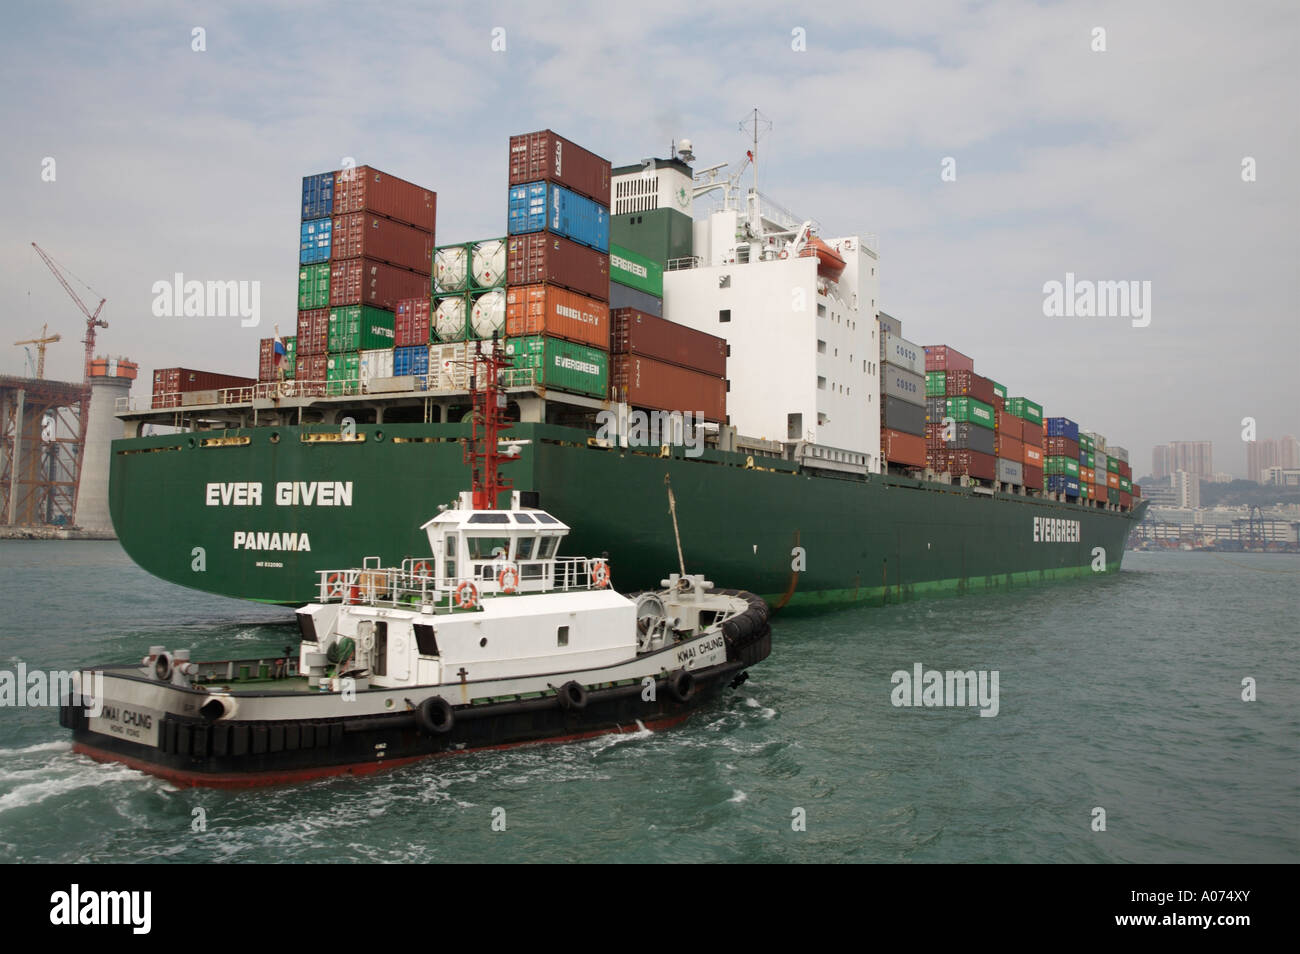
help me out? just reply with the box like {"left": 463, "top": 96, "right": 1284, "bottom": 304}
{"left": 667, "top": 668, "right": 695, "bottom": 703}
{"left": 416, "top": 696, "right": 454, "bottom": 734}
{"left": 497, "top": 564, "right": 520, "bottom": 594}
{"left": 412, "top": 560, "right": 433, "bottom": 579}
{"left": 591, "top": 560, "right": 610, "bottom": 589}
{"left": 454, "top": 580, "right": 479, "bottom": 609}
{"left": 778, "top": 249, "right": 789, "bottom": 260}
{"left": 325, "top": 572, "right": 346, "bottom": 599}
{"left": 557, "top": 681, "right": 588, "bottom": 711}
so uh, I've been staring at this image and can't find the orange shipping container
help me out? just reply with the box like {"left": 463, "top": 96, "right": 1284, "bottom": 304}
{"left": 883, "top": 428, "right": 926, "bottom": 467}
{"left": 1023, "top": 444, "right": 1044, "bottom": 467}
{"left": 505, "top": 284, "right": 609, "bottom": 349}
{"left": 1108, "top": 471, "right": 1120, "bottom": 489}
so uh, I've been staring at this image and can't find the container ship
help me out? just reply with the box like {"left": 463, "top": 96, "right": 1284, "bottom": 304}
{"left": 109, "top": 131, "right": 1146, "bottom": 609}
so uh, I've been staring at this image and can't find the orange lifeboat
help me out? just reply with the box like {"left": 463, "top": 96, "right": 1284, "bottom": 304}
{"left": 799, "top": 237, "right": 846, "bottom": 283}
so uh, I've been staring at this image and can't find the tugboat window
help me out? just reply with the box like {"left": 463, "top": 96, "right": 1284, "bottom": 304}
{"left": 413, "top": 624, "right": 439, "bottom": 656}
{"left": 468, "top": 513, "right": 511, "bottom": 524}
{"left": 557, "top": 626, "right": 569, "bottom": 647}
{"left": 534, "top": 513, "right": 558, "bottom": 524}
{"left": 516, "top": 536, "right": 536, "bottom": 560}
{"left": 468, "top": 536, "right": 509, "bottom": 559}
{"left": 537, "top": 537, "right": 559, "bottom": 559}
{"left": 513, "top": 513, "right": 535, "bottom": 523}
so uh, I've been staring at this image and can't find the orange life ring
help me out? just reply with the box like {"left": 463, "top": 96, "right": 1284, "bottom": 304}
{"left": 591, "top": 559, "right": 610, "bottom": 589}
{"left": 325, "top": 572, "right": 346, "bottom": 599}
{"left": 778, "top": 249, "right": 789, "bottom": 260}
{"left": 412, "top": 560, "right": 433, "bottom": 579}
{"left": 455, "top": 580, "right": 479, "bottom": 609}
{"left": 498, "top": 565, "right": 520, "bottom": 594}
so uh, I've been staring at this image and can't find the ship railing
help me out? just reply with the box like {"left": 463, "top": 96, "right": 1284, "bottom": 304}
{"left": 666, "top": 256, "right": 700, "bottom": 271}
{"left": 314, "top": 556, "right": 609, "bottom": 608}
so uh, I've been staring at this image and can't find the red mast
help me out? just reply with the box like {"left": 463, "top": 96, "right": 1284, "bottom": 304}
{"left": 464, "top": 336, "right": 514, "bottom": 509}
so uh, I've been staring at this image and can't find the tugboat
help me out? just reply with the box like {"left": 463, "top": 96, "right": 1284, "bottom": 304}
{"left": 60, "top": 340, "right": 771, "bottom": 788}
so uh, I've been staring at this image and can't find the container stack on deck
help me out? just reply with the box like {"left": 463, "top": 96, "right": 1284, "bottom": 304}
{"left": 877, "top": 313, "right": 926, "bottom": 467}
{"left": 503, "top": 130, "right": 612, "bottom": 399}
{"left": 151, "top": 368, "right": 255, "bottom": 409}
{"left": 609, "top": 310, "right": 727, "bottom": 422}
{"left": 292, "top": 167, "right": 435, "bottom": 395}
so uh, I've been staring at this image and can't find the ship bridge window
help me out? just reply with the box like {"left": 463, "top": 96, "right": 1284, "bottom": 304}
{"left": 516, "top": 536, "right": 536, "bottom": 560}
{"left": 537, "top": 537, "right": 559, "bottom": 559}
{"left": 468, "top": 513, "right": 510, "bottom": 524}
{"left": 534, "top": 513, "right": 558, "bottom": 524}
{"left": 468, "top": 536, "right": 509, "bottom": 560}
{"left": 513, "top": 513, "right": 535, "bottom": 523}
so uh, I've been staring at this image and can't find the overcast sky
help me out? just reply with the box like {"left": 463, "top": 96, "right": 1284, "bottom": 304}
{"left": 2, "top": 1, "right": 1296, "bottom": 477}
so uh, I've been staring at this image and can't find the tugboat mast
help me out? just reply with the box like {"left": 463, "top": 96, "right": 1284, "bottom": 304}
{"left": 465, "top": 335, "right": 514, "bottom": 510}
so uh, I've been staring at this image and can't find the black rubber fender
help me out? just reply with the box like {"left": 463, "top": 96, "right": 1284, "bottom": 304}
{"left": 667, "top": 668, "right": 696, "bottom": 703}
{"left": 416, "top": 695, "right": 454, "bottom": 734}
{"left": 557, "top": 680, "right": 588, "bottom": 711}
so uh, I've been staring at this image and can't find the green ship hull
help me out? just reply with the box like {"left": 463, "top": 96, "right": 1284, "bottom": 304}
{"left": 109, "top": 421, "right": 1146, "bottom": 609}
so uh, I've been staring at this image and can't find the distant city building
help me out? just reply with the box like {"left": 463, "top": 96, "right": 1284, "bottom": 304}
{"left": 1172, "top": 470, "right": 1201, "bottom": 508}
{"left": 1281, "top": 435, "right": 1300, "bottom": 469}
{"left": 1208, "top": 472, "right": 1235, "bottom": 484}
{"left": 1261, "top": 466, "right": 1300, "bottom": 488}
{"left": 1247, "top": 438, "right": 1281, "bottom": 483}
{"left": 1153, "top": 441, "right": 1211, "bottom": 481}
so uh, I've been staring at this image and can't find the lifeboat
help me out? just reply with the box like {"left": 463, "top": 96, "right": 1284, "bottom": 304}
{"left": 799, "top": 237, "right": 846, "bottom": 283}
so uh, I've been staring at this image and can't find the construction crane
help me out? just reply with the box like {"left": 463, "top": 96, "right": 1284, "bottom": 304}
{"left": 14, "top": 324, "right": 61, "bottom": 379}
{"left": 31, "top": 243, "right": 107, "bottom": 384}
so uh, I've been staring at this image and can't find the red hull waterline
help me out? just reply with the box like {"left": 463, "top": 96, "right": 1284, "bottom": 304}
{"left": 71, "top": 712, "right": 692, "bottom": 790}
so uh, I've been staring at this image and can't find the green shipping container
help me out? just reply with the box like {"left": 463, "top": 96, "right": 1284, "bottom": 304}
{"left": 609, "top": 243, "right": 664, "bottom": 298}
{"left": 1080, "top": 484, "right": 1090, "bottom": 500}
{"left": 1107, "top": 457, "right": 1120, "bottom": 474}
{"left": 925, "top": 371, "right": 947, "bottom": 397}
{"left": 1082, "top": 451, "right": 1094, "bottom": 468}
{"left": 1119, "top": 476, "right": 1132, "bottom": 493}
{"left": 945, "top": 396, "right": 996, "bottom": 430}
{"left": 328, "top": 306, "right": 395, "bottom": 353}
{"left": 1006, "top": 397, "right": 1043, "bottom": 425}
{"left": 326, "top": 353, "right": 360, "bottom": 396}
{"left": 298, "top": 264, "right": 330, "bottom": 310}
{"left": 610, "top": 208, "right": 692, "bottom": 267}
{"left": 1108, "top": 487, "right": 1120, "bottom": 504}
{"left": 1079, "top": 434, "right": 1094, "bottom": 453}
{"left": 990, "top": 380, "right": 1007, "bottom": 401}
{"left": 1045, "top": 456, "right": 1081, "bottom": 478}
{"left": 506, "top": 336, "right": 608, "bottom": 398}
{"left": 284, "top": 336, "right": 297, "bottom": 380}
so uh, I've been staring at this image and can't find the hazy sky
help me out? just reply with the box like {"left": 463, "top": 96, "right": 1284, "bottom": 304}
{"left": 2, "top": 1, "right": 1296, "bottom": 477}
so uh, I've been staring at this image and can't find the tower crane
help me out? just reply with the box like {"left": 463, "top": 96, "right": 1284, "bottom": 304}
{"left": 30, "top": 243, "right": 107, "bottom": 384}
{"left": 14, "top": 324, "right": 61, "bottom": 379}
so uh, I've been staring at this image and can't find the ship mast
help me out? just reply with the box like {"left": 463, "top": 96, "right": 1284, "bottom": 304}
{"left": 464, "top": 335, "right": 514, "bottom": 510}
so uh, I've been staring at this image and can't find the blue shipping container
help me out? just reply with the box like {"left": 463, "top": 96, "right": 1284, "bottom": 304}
{"left": 1046, "top": 417, "right": 1079, "bottom": 441}
{"left": 394, "top": 345, "right": 430, "bottom": 377}
{"left": 508, "top": 181, "right": 609, "bottom": 251}
{"left": 302, "top": 172, "right": 335, "bottom": 219}
{"left": 1047, "top": 475, "right": 1081, "bottom": 496}
{"left": 300, "top": 218, "right": 332, "bottom": 265}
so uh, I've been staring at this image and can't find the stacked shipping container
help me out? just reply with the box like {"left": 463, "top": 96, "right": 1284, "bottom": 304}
{"left": 152, "top": 368, "right": 256, "bottom": 409}
{"left": 880, "top": 319, "right": 926, "bottom": 467}
{"left": 609, "top": 310, "right": 727, "bottom": 421}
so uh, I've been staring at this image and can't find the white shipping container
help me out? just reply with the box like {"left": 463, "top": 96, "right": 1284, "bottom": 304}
{"left": 434, "top": 296, "right": 467, "bottom": 342}
{"left": 1110, "top": 446, "right": 1129, "bottom": 463}
{"left": 429, "top": 342, "right": 470, "bottom": 391}
{"left": 470, "top": 289, "right": 506, "bottom": 339}
{"left": 997, "top": 458, "right": 1024, "bottom": 484}
{"left": 472, "top": 239, "right": 506, "bottom": 288}
{"left": 882, "top": 366, "right": 925, "bottom": 406}
{"left": 360, "top": 348, "right": 394, "bottom": 380}
{"left": 883, "top": 333, "right": 924, "bottom": 375}
{"left": 1082, "top": 430, "right": 1107, "bottom": 452}
{"left": 434, "top": 246, "right": 469, "bottom": 293}
{"left": 1094, "top": 451, "right": 1108, "bottom": 474}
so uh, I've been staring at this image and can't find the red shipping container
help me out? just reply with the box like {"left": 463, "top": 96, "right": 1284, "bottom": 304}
{"left": 923, "top": 345, "right": 974, "bottom": 373}
{"left": 945, "top": 449, "right": 996, "bottom": 480}
{"left": 394, "top": 298, "right": 432, "bottom": 347}
{"left": 506, "top": 233, "right": 609, "bottom": 302}
{"left": 151, "top": 368, "right": 254, "bottom": 407}
{"left": 297, "top": 353, "right": 328, "bottom": 383}
{"left": 944, "top": 369, "right": 994, "bottom": 404}
{"left": 508, "top": 130, "right": 611, "bottom": 206}
{"left": 1118, "top": 460, "right": 1131, "bottom": 479}
{"left": 505, "top": 285, "right": 609, "bottom": 349}
{"left": 883, "top": 429, "right": 926, "bottom": 467}
{"left": 258, "top": 339, "right": 275, "bottom": 382}
{"left": 996, "top": 410, "right": 1023, "bottom": 441}
{"left": 1022, "top": 464, "right": 1044, "bottom": 489}
{"left": 1119, "top": 491, "right": 1132, "bottom": 508}
{"left": 333, "top": 166, "right": 436, "bottom": 232}
{"left": 1045, "top": 436, "right": 1080, "bottom": 458}
{"left": 1132, "top": 483, "right": 1141, "bottom": 498}
{"left": 1023, "top": 444, "right": 1044, "bottom": 467}
{"left": 296, "top": 308, "right": 330, "bottom": 355}
{"left": 1022, "top": 421, "right": 1043, "bottom": 446}
{"left": 991, "top": 394, "right": 1005, "bottom": 413}
{"left": 996, "top": 434, "right": 1024, "bottom": 463}
{"left": 610, "top": 354, "right": 726, "bottom": 422}
{"left": 329, "top": 259, "right": 428, "bottom": 310}
{"left": 331, "top": 213, "right": 435, "bottom": 274}
{"left": 611, "top": 309, "right": 727, "bottom": 378}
